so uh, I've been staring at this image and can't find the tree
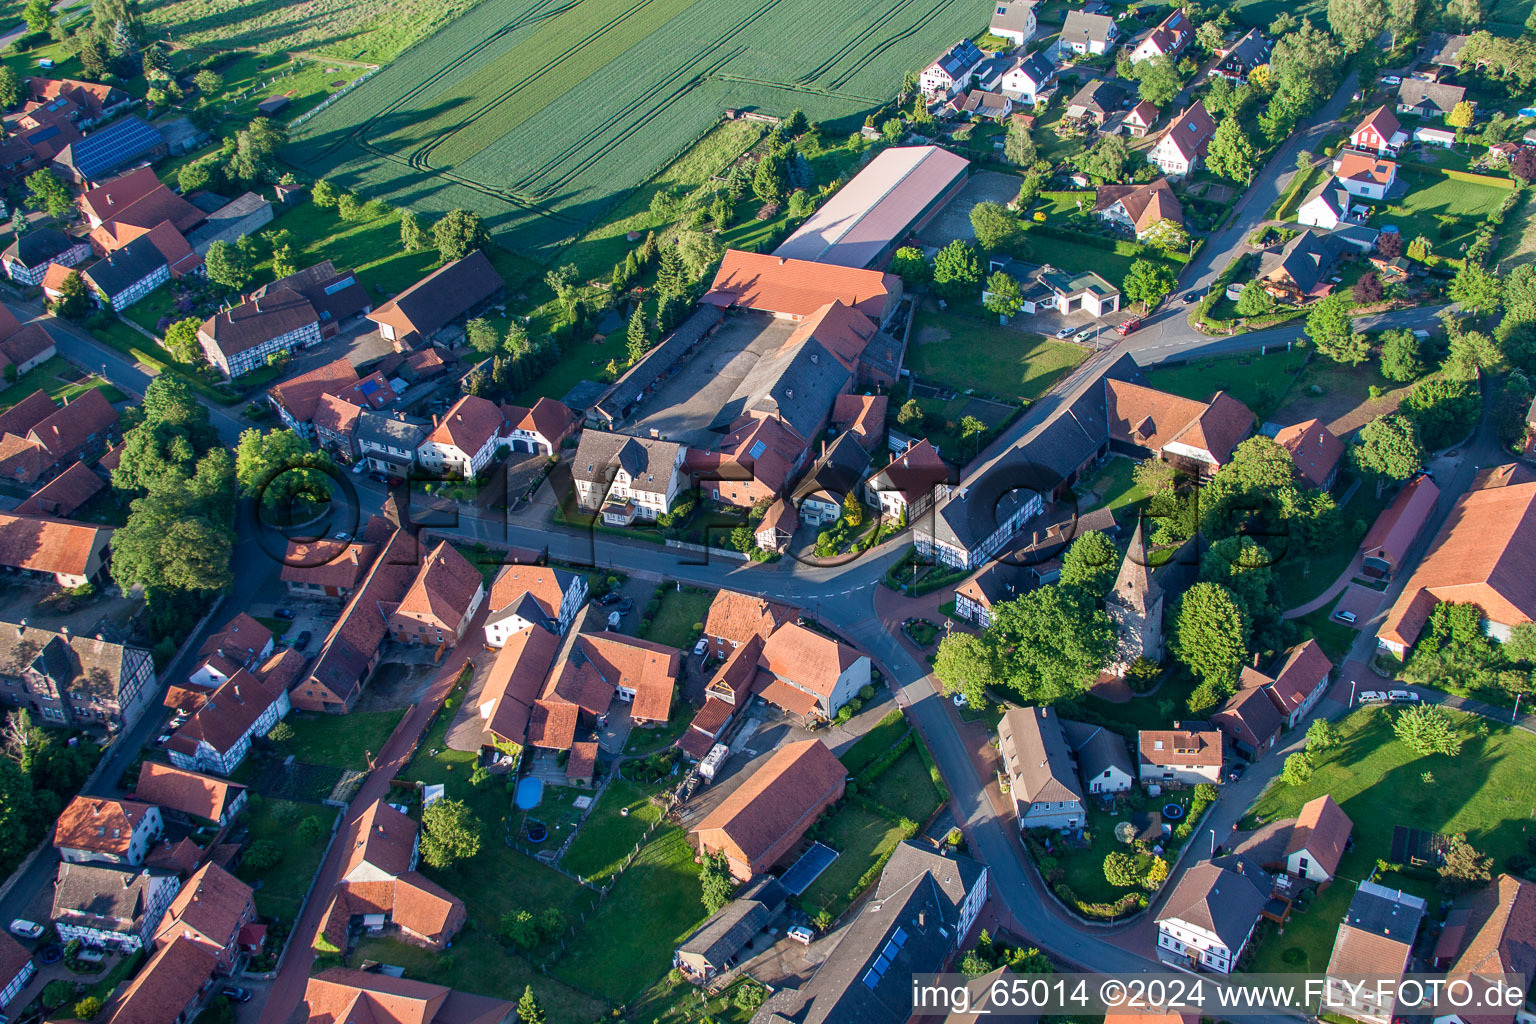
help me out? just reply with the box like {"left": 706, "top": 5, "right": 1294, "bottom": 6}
{"left": 22, "top": 0, "right": 53, "bottom": 33}
{"left": 1122, "top": 259, "right": 1176, "bottom": 309}
{"left": 1131, "top": 54, "right": 1183, "bottom": 107}
{"left": 1352, "top": 414, "right": 1423, "bottom": 481}
{"left": 49, "top": 270, "right": 89, "bottom": 320}
{"left": 1328, "top": 0, "right": 1387, "bottom": 52}
{"left": 297, "top": 816, "right": 326, "bottom": 844}
{"left": 752, "top": 151, "right": 788, "bottom": 204}
{"left": 841, "top": 490, "right": 863, "bottom": 527}
{"left": 933, "top": 632, "right": 998, "bottom": 710}
{"left": 1439, "top": 838, "right": 1493, "bottom": 893}
{"left": 676, "top": 229, "right": 722, "bottom": 281}
{"left": 984, "top": 586, "right": 1114, "bottom": 702}
{"left": 969, "top": 201, "right": 1018, "bottom": 251}
{"left": 1004, "top": 117, "right": 1036, "bottom": 166}
{"left": 1402, "top": 376, "right": 1479, "bottom": 449}
{"left": 1449, "top": 262, "right": 1502, "bottom": 315}
{"left": 0, "top": 68, "right": 18, "bottom": 112}
{"left": 1376, "top": 231, "right": 1404, "bottom": 259}
{"left": 205, "top": 240, "right": 253, "bottom": 291}
{"left": 25, "top": 169, "right": 71, "bottom": 218}
{"left": 889, "top": 247, "right": 931, "bottom": 288}
{"left": 1103, "top": 851, "right": 1139, "bottom": 887}
{"left": 1206, "top": 117, "right": 1257, "bottom": 182}
{"left": 1059, "top": 530, "right": 1119, "bottom": 598}
{"left": 399, "top": 209, "right": 429, "bottom": 252}
{"left": 501, "top": 910, "right": 538, "bottom": 948}
{"left": 1281, "top": 751, "right": 1315, "bottom": 785}
{"left": 932, "top": 240, "right": 982, "bottom": 301}
{"left": 1445, "top": 329, "right": 1502, "bottom": 380}
{"left": 78, "top": 40, "right": 109, "bottom": 80}
{"left": 1514, "top": 147, "right": 1536, "bottom": 183}
{"left": 419, "top": 798, "right": 481, "bottom": 868}
{"left": 1306, "top": 718, "right": 1338, "bottom": 761}
{"left": 162, "top": 317, "right": 204, "bottom": 364}
{"left": 465, "top": 318, "right": 500, "bottom": 356}
{"left": 235, "top": 428, "right": 335, "bottom": 517}
{"left": 1075, "top": 133, "right": 1132, "bottom": 183}
{"left": 1352, "top": 271, "right": 1384, "bottom": 305}
{"left": 311, "top": 179, "right": 339, "bottom": 208}
{"left": 225, "top": 118, "right": 284, "bottom": 186}
{"left": 1386, "top": 0, "right": 1422, "bottom": 47}
{"left": 433, "top": 209, "right": 487, "bottom": 262}
{"left": 73, "top": 996, "right": 103, "bottom": 1020}
{"left": 959, "top": 415, "right": 985, "bottom": 440}
{"left": 1394, "top": 703, "right": 1463, "bottom": 756}
{"left": 1196, "top": 20, "right": 1225, "bottom": 54}
{"left": 1306, "top": 293, "right": 1369, "bottom": 365}
{"left": 242, "top": 839, "right": 282, "bottom": 871}
{"left": 1378, "top": 328, "right": 1423, "bottom": 381}
{"left": 516, "top": 987, "right": 546, "bottom": 1024}
{"left": 983, "top": 271, "right": 1023, "bottom": 319}
{"left": 1142, "top": 218, "right": 1190, "bottom": 256}
{"left": 194, "top": 69, "right": 223, "bottom": 98}
{"left": 179, "top": 159, "right": 218, "bottom": 195}
{"left": 700, "top": 850, "right": 736, "bottom": 912}
{"left": 1269, "top": 18, "right": 1344, "bottom": 115}
{"left": 898, "top": 398, "right": 923, "bottom": 427}
{"left": 1235, "top": 282, "right": 1275, "bottom": 317}
{"left": 626, "top": 307, "right": 650, "bottom": 364}
{"left": 1171, "top": 582, "right": 1247, "bottom": 689}
{"left": 1447, "top": 100, "right": 1475, "bottom": 129}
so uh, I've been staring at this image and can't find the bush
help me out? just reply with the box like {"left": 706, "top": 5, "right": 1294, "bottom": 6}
{"left": 75, "top": 996, "right": 104, "bottom": 1019}
{"left": 297, "top": 817, "right": 326, "bottom": 844}
{"left": 734, "top": 982, "right": 768, "bottom": 1012}
{"left": 859, "top": 684, "right": 876, "bottom": 701}
{"left": 242, "top": 839, "right": 283, "bottom": 871}
{"left": 41, "top": 980, "right": 73, "bottom": 1010}
{"left": 266, "top": 720, "right": 295, "bottom": 743}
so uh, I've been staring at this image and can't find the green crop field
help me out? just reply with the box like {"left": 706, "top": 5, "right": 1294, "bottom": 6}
{"left": 286, "top": 0, "right": 984, "bottom": 259}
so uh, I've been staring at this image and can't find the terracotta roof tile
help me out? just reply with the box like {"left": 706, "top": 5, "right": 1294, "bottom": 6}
{"left": 832, "top": 393, "right": 887, "bottom": 448}
{"left": 1352, "top": 105, "right": 1401, "bottom": 145}
{"left": 527, "top": 698, "right": 579, "bottom": 749}
{"left": 1363, "top": 474, "right": 1439, "bottom": 572}
{"left": 758, "top": 623, "right": 860, "bottom": 700}
{"left": 56, "top": 796, "right": 155, "bottom": 856}
{"left": 424, "top": 395, "right": 504, "bottom": 456}
{"left": 154, "top": 861, "right": 253, "bottom": 954}
{"left": 26, "top": 387, "right": 116, "bottom": 462}
{"left": 0, "top": 511, "right": 106, "bottom": 575}
{"left": 1444, "top": 874, "right": 1536, "bottom": 1024}
{"left": 165, "top": 669, "right": 285, "bottom": 759}
{"left": 342, "top": 800, "right": 417, "bottom": 879}
{"left": 1138, "top": 728, "right": 1222, "bottom": 768}
{"left": 567, "top": 741, "right": 597, "bottom": 781}
{"left": 199, "top": 612, "right": 272, "bottom": 664}
{"left": 1267, "top": 639, "right": 1332, "bottom": 713}
{"left": 391, "top": 541, "right": 483, "bottom": 636}
{"left": 108, "top": 935, "right": 218, "bottom": 1024}
{"left": 13, "top": 461, "right": 103, "bottom": 517}
{"left": 280, "top": 538, "right": 379, "bottom": 590}
{"left": 703, "top": 250, "right": 898, "bottom": 322}
{"left": 692, "top": 739, "right": 846, "bottom": 867}
{"left": 134, "top": 762, "right": 245, "bottom": 822}
{"left": 0, "top": 390, "right": 58, "bottom": 437}
{"left": 480, "top": 623, "right": 561, "bottom": 744}
{"left": 303, "top": 967, "right": 516, "bottom": 1024}
{"left": 266, "top": 357, "right": 359, "bottom": 424}
{"left": 1275, "top": 418, "right": 1343, "bottom": 487}
{"left": 1284, "top": 794, "right": 1352, "bottom": 877}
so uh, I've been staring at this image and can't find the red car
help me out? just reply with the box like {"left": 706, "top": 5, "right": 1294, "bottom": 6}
{"left": 1116, "top": 317, "right": 1143, "bottom": 335}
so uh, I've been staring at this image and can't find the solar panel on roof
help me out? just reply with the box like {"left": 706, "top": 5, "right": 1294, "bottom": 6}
{"left": 862, "top": 970, "right": 880, "bottom": 991}
{"left": 892, "top": 926, "right": 907, "bottom": 947}
{"left": 748, "top": 440, "right": 767, "bottom": 459}
{"left": 29, "top": 126, "right": 59, "bottom": 143}
{"left": 359, "top": 379, "right": 379, "bottom": 395}
{"left": 874, "top": 955, "right": 890, "bottom": 973}
{"left": 323, "top": 277, "right": 355, "bottom": 295}
{"left": 881, "top": 939, "right": 900, "bottom": 961}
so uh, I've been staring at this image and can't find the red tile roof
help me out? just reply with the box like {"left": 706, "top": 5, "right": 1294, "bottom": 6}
{"left": 1266, "top": 639, "right": 1332, "bottom": 714}
{"left": 501, "top": 396, "right": 576, "bottom": 444}
{"left": 56, "top": 796, "right": 155, "bottom": 856}
{"left": 480, "top": 623, "right": 561, "bottom": 744}
{"left": 78, "top": 166, "right": 162, "bottom": 225}
{"left": 567, "top": 741, "right": 598, "bottom": 781}
{"left": 0, "top": 512, "right": 108, "bottom": 576}
{"left": 1094, "top": 178, "right": 1184, "bottom": 231}
{"left": 266, "top": 357, "right": 359, "bottom": 424}
{"left": 832, "top": 393, "right": 887, "bottom": 448}
{"left": 692, "top": 739, "right": 845, "bottom": 870}
{"left": 1352, "top": 104, "right": 1401, "bottom": 146}
{"left": 1362, "top": 474, "right": 1439, "bottom": 571}
{"left": 198, "top": 612, "right": 272, "bottom": 664}
{"left": 527, "top": 698, "right": 578, "bottom": 749}
{"left": 0, "top": 390, "right": 57, "bottom": 437}
{"left": 154, "top": 862, "right": 253, "bottom": 956}
{"left": 703, "top": 250, "right": 898, "bottom": 322}
{"left": 704, "top": 591, "right": 798, "bottom": 648}
{"left": 1444, "top": 874, "right": 1536, "bottom": 1024}
{"left": 165, "top": 669, "right": 285, "bottom": 760}
{"left": 1138, "top": 728, "right": 1222, "bottom": 768}
{"left": 759, "top": 623, "right": 860, "bottom": 700}
{"left": 1335, "top": 151, "right": 1397, "bottom": 186}
{"left": 280, "top": 538, "right": 378, "bottom": 591}
{"left": 303, "top": 967, "right": 516, "bottom": 1024}
{"left": 13, "top": 461, "right": 103, "bottom": 517}
{"left": 26, "top": 386, "right": 116, "bottom": 461}
{"left": 1380, "top": 466, "right": 1536, "bottom": 649}
{"left": 424, "top": 395, "right": 504, "bottom": 456}
{"left": 107, "top": 935, "right": 218, "bottom": 1024}
{"left": 342, "top": 800, "right": 417, "bottom": 879}
{"left": 134, "top": 762, "right": 245, "bottom": 822}
{"left": 391, "top": 541, "right": 483, "bottom": 636}
{"left": 1274, "top": 418, "right": 1343, "bottom": 487}
{"left": 1284, "top": 794, "right": 1352, "bottom": 877}
{"left": 1157, "top": 100, "right": 1217, "bottom": 163}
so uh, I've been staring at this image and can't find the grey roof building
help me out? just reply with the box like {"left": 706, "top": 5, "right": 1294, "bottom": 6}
{"left": 81, "top": 234, "right": 165, "bottom": 299}
{"left": 675, "top": 876, "right": 786, "bottom": 980}
{"left": 752, "top": 843, "right": 986, "bottom": 1024}
{"left": 998, "top": 707, "right": 1082, "bottom": 807}
{"left": 356, "top": 410, "right": 429, "bottom": 456}
{"left": 792, "top": 432, "right": 871, "bottom": 508}
{"left": 4, "top": 227, "right": 76, "bottom": 268}
{"left": 715, "top": 338, "right": 850, "bottom": 444}
{"left": 1062, "top": 720, "right": 1133, "bottom": 788}
{"left": 571, "top": 432, "right": 685, "bottom": 498}
{"left": 253, "top": 260, "right": 372, "bottom": 328}
{"left": 52, "top": 861, "right": 180, "bottom": 949}
{"left": 594, "top": 305, "right": 723, "bottom": 426}
{"left": 1060, "top": 10, "right": 1117, "bottom": 50}
{"left": 1397, "top": 79, "right": 1466, "bottom": 117}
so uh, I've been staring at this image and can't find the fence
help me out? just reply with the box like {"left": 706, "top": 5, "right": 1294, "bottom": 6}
{"left": 248, "top": 806, "right": 345, "bottom": 980}
{"left": 289, "top": 69, "right": 380, "bottom": 129}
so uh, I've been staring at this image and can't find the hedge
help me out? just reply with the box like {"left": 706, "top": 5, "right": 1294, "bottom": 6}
{"left": 1429, "top": 167, "right": 1517, "bottom": 190}
{"left": 856, "top": 731, "right": 916, "bottom": 786}
{"left": 1023, "top": 223, "right": 1190, "bottom": 264}
{"left": 1051, "top": 882, "right": 1147, "bottom": 920}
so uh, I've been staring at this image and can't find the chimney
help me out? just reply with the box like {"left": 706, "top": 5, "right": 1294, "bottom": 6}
{"left": 1252, "top": 652, "right": 1260, "bottom": 666}
{"left": 350, "top": 548, "right": 360, "bottom": 564}
{"left": 253, "top": 296, "right": 262, "bottom": 313}
{"left": 432, "top": 414, "right": 439, "bottom": 427}
{"left": 1235, "top": 860, "right": 1244, "bottom": 874}
{"left": 60, "top": 625, "right": 69, "bottom": 637}
{"left": 918, "top": 910, "right": 926, "bottom": 927}
{"left": 17, "top": 618, "right": 24, "bottom": 633}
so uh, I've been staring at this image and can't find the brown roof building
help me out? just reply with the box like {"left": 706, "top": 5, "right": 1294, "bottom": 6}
{"left": 703, "top": 590, "right": 798, "bottom": 655}
{"left": 197, "top": 287, "right": 321, "bottom": 379}
{"left": 478, "top": 622, "right": 562, "bottom": 746}
{"left": 0, "top": 511, "right": 111, "bottom": 585}
{"left": 1275, "top": 418, "right": 1344, "bottom": 489}
{"left": 702, "top": 250, "right": 902, "bottom": 326}
{"left": 691, "top": 738, "right": 846, "bottom": 880}
{"left": 1138, "top": 727, "right": 1222, "bottom": 785}
{"left": 280, "top": 538, "right": 380, "bottom": 600}
{"left": 318, "top": 801, "right": 466, "bottom": 951}
{"left": 134, "top": 762, "right": 247, "bottom": 827}
{"left": 56, "top": 796, "right": 163, "bottom": 866}
{"left": 153, "top": 862, "right": 257, "bottom": 973}
{"left": 1285, "top": 793, "right": 1352, "bottom": 881}
{"left": 1107, "top": 380, "right": 1253, "bottom": 475}
{"left": 366, "top": 250, "right": 504, "bottom": 351}
{"left": 302, "top": 968, "right": 516, "bottom": 1024}
{"left": 1378, "top": 465, "right": 1536, "bottom": 655}
{"left": 106, "top": 935, "right": 218, "bottom": 1024}
{"left": 756, "top": 622, "right": 869, "bottom": 719}
{"left": 1211, "top": 680, "right": 1284, "bottom": 761}
{"left": 1094, "top": 178, "right": 1184, "bottom": 236}
{"left": 1362, "top": 474, "right": 1440, "bottom": 580}
{"left": 1325, "top": 882, "right": 1427, "bottom": 1024}
{"left": 12, "top": 461, "right": 104, "bottom": 518}
{"left": 1436, "top": 874, "right": 1536, "bottom": 1024}
{"left": 266, "top": 356, "right": 360, "bottom": 430}
{"left": 387, "top": 541, "right": 486, "bottom": 647}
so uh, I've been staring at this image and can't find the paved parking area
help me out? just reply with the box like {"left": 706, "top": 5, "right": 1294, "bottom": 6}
{"left": 916, "top": 171, "right": 1026, "bottom": 247}
{"left": 626, "top": 313, "right": 797, "bottom": 447}
{"left": 1332, "top": 583, "right": 1387, "bottom": 627}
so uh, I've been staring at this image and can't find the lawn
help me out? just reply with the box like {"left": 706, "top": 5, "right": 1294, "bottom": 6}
{"left": 0, "top": 357, "right": 122, "bottom": 410}
{"left": 1054, "top": 802, "right": 1178, "bottom": 904}
{"left": 1078, "top": 665, "right": 1202, "bottom": 731}
{"left": 641, "top": 586, "right": 714, "bottom": 650}
{"left": 273, "top": 709, "right": 405, "bottom": 771}
{"left": 1293, "top": 603, "right": 1361, "bottom": 662}
{"left": 559, "top": 778, "right": 662, "bottom": 883}
{"left": 796, "top": 802, "right": 909, "bottom": 920}
{"left": 1078, "top": 456, "right": 1148, "bottom": 515}
{"left": 1014, "top": 230, "right": 1141, "bottom": 284}
{"left": 840, "top": 709, "right": 909, "bottom": 775}
{"left": 865, "top": 747, "right": 943, "bottom": 824}
{"left": 1245, "top": 706, "right": 1536, "bottom": 970}
{"left": 908, "top": 309, "right": 1087, "bottom": 404}
{"left": 552, "top": 827, "right": 709, "bottom": 1004}
{"left": 352, "top": 934, "right": 604, "bottom": 1023}
{"left": 141, "top": 0, "right": 488, "bottom": 63}
{"left": 1144, "top": 348, "right": 1307, "bottom": 420}
{"left": 286, "top": 0, "right": 980, "bottom": 256}
{"left": 1369, "top": 169, "right": 1513, "bottom": 257}
{"left": 1273, "top": 480, "right": 1387, "bottom": 609}
{"left": 236, "top": 797, "right": 338, "bottom": 922}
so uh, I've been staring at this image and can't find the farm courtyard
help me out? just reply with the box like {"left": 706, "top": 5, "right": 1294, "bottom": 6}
{"left": 286, "top": 0, "right": 982, "bottom": 256}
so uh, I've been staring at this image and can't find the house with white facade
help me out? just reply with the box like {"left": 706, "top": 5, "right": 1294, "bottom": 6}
{"left": 1128, "top": 7, "right": 1193, "bottom": 64}
{"left": 1325, "top": 882, "right": 1426, "bottom": 1024}
{"left": 1137, "top": 727, "right": 1222, "bottom": 786}
{"left": 55, "top": 797, "right": 164, "bottom": 867}
{"left": 999, "top": 52, "right": 1055, "bottom": 105}
{"left": 1297, "top": 175, "right": 1354, "bottom": 230}
{"left": 1332, "top": 151, "right": 1397, "bottom": 200}
{"left": 1148, "top": 101, "right": 1216, "bottom": 179}
{"left": 1155, "top": 863, "right": 1269, "bottom": 973}
{"left": 571, "top": 431, "right": 687, "bottom": 525}
{"left": 989, "top": 0, "right": 1038, "bottom": 45}
{"left": 499, "top": 397, "right": 576, "bottom": 456}
{"left": 755, "top": 622, "right": 869, "bottom": 719}
{"left": 1349, "top": 105, "right": 1405, "bottom": 155}
{"left": 996, "top": 707, "right": 1084, "bottom": 830}
{"left": 165, "top": 669, "right": 291, "bottom": 776}
{"left": 52, "top": 862, "right": 180, "bottom": 953}
{"left": 0, "top": 934, "right": 33, "bottom": 1017}
{"left": 80, "top": 233, "right": 171, "bottom": 311}
{"left": 920, "top": 39, "right": 986, "bottom": 99}
{"left": 416, "top": 395, "right": 506, "bottom": 479}
{"left": 1060, "top": 10, "right": 1117, "bottom": 54}
{"left": 197, "top": 288, "right": 322, "bottom": 379}
{"left": 483, "top": 564, "right": 587, "bottom": 647}
{"left": 1285, "top": 794, "right": 1353, "bottom": 883}
{"left": 356, "top": 410, "right": 427, "bottom": 477}
{"left": 1064, "top": 720, "right": 1134, "bottom": 794}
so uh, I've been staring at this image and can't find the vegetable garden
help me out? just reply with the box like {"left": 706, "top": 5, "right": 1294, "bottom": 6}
{"left": 286, "top": 0, "right": 981, "bottom": 257}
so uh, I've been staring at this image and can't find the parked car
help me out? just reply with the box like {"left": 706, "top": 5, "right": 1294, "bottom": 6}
{"left": 617, "top": 597, "right": 634, "bottom": 613}
{"left": 787, "top": 925, "right": 815, "bottom": 944}
{"left": 1334, "top": 610, "right": 1357, "bottom": 624}
{"left": 1227, "top": 765, "right": 1245, "bottom": 782}
{"left": 598, "top": 592, "right": 621, "bottom": 606}
{"left": 295, "top": 630, "right": 312, "bottom": 651}
{"left": 7, "top": 921, "right": 41, "bottom": 940}
{"left": 223, "top": 987, "right": 252, "bottom": 1003}
{"left": 274, "top": 608, "right": 296, "bottom": 620}
{"left": 1055, "top": 326, "right": 1076, "bottom": 338}
{"left": 1073, "top": 328, "right": 1095, "bottom": 343}
{"left": 1116, "top": 317, "right": 1142, "bottom": 335}
{"left": 607, "top": 611, "right": 622, "bottom": 629}
{"left": 1182, "top": 291, "right": 1199, "bottom": 304}
{"left": 693, "top": 638, "right": 707, "bottom": 656}
{"left": 1388, "top": 689, "right": 1421, "bottom": 703}
{"left": 1357, "top": 690, "right": 1387, "bottom": 704}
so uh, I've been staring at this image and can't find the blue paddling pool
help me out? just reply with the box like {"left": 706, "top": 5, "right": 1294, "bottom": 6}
{"left": 1163, "top": 803, "right": 1185, "bottom": 820}
{"left": 515, "top": 777, "right": 543, "bottom": 810}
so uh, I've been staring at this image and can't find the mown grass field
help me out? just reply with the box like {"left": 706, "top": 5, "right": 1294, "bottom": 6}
{"left": 142, "top": 0, "right": 490, "bottom": 63}
{"left": 908, "top": 309, "right": 1086, "bottom": 403}
{"left": 287, "top": 0, "right": 983, "bottom": 257}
